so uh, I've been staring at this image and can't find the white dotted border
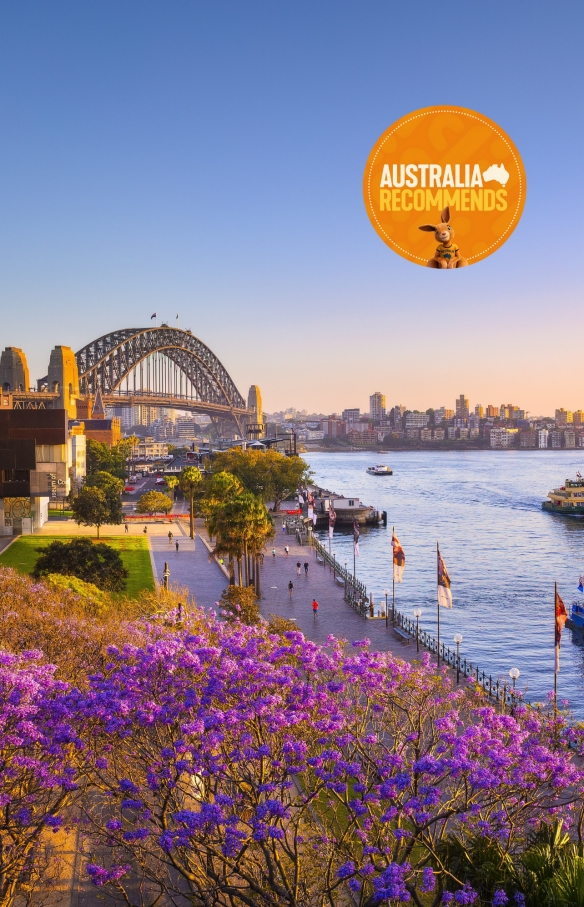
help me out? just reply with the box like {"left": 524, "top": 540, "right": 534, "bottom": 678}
{"left": 365, "top": 109, "right": 525, "bottom": 263}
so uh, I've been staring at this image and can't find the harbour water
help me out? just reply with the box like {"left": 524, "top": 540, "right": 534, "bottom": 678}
{"left": 307, "top": 450, "right": 584, "bottom": 717}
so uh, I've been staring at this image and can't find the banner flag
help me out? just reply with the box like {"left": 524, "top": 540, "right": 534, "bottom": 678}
{"left": 555, "top": 587, "right": 568, "bottom": 673}
{"left": 328, "top": 504, "right": 336, "bottom": 540}
{"left": 437, "top": 547, "right": 452, "bottom": 609}
{"left": 392, "top": 532, "right": 405, "bottom": 583}
{"left": 151, "top": 312, "right": 156, "bottom": 320}
{"left": 353, "top": 518, "right": 360, "bottom": 557}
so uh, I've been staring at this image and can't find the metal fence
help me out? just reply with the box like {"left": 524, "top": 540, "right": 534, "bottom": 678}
{"left": 306, "top": 531, "right": 520, "bottom": 711}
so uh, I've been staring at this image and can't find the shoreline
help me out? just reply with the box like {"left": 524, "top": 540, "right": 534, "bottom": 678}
{"left": 301, "top": 445, "right": 581, "bottom": 454}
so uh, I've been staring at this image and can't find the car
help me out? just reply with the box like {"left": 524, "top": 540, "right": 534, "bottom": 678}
{"left": 124, "top": 486, "right": 135, "bottom": 492}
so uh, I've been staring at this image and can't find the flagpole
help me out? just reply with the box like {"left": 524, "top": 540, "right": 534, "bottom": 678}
{"left": 437, "top": 542, "right": 440, "bottom": 668}
{"left": 392, "top": 525, "right": 395, "bottom": 623}
{"left": 554, "top": 581, "right": 558, "bottom": 719}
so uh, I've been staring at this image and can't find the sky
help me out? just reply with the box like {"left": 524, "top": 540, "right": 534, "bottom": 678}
{"left": 0, "top": 0, "right": 582, "bottom": 417}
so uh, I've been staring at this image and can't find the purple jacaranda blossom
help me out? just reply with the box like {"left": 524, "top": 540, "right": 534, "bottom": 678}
{"left": 492, "top": 891, "right": 508, "bottom": 906}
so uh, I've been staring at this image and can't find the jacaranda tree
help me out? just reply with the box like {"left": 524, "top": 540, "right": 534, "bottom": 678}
{"left": 74, "top": 624, "right": 584, "bottom": 907}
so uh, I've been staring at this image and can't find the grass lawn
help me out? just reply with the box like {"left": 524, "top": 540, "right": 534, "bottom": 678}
{"left": 0, "top": 536, "right": 154, "bottom": 599}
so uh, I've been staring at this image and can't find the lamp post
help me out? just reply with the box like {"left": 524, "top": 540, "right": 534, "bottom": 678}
{"left": 413, "top": 608, "right": 422, "bottom": 652}
{"left": 383, "top": 589, "right": 390, "bottom": 628}
{"left": 453, "top": 633, "right": 463, "bottom": 684}
{"left": 163, "top": 561, "right": 170, "bottom": 592}
{"left": 509, "top": 667, "right": 520, "bottom": 712}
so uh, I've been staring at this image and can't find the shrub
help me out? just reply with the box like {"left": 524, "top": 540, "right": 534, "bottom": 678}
{"left": 33, "top": 538, "right": 129, "bottom": 592}
{"left": 219, "top": 584, "right": 260, "bottom": 624}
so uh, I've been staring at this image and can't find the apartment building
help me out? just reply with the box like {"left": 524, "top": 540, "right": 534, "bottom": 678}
{"left": 490, "top": 428, "right": 518, "bottom": 448}
{"left": 369, "top": 393, "right": 386, "bottom": 421}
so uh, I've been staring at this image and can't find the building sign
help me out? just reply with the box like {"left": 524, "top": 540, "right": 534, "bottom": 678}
{"left": 363, "top": 106, "right": 526, "bottom": 267}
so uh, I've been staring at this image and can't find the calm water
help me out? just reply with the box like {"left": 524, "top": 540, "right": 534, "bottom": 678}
{"left": 307, "top": 450, "right": 584, "bottom": 716}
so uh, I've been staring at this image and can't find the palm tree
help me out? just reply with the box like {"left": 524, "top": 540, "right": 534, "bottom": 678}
{"left": 178, "top": 466, "right": 202, "bottom": 539}
{"left": 165, "top": 475, "right": 179, "bottom": 501}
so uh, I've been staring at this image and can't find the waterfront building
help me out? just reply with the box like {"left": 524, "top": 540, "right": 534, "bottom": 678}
{"left": 579, "top": 434, "right": 584, "bottom": 448}
{"left": 455, "top": 394, "right": 469, "bottom": 422}
{"left": 573, "top": 410, "right": 584, "bottom": 427}
{"left": 369, "top": 392, "right": 386, "bottom": 422}
{"left": 406, "top": 429, "right": 420, "bottom": 440}
{"left": 420, "top": 428, "right": 432, "bottom": 441}
{"left": 447, "top": 427, "right": 457, "bottom": 440}
{"left": 564, "top": 430, "right": 576, "bottom": 449}
{"left": 405, "top": 412, "right": 429, "bottom": 429}
{"left": 341, "top": 408, "right": 360, "bottom": 423}
{"left": 490, "top": 428, "right": 518, "bottom": 448}
{"left": 537, "top": 429, "right": 549, "bottom": 449}
{"left": 458, "top": 428, "right": 470, "bottom": 440}
{"left": 136, "top": 438, "right": 169, "bottom": 458}
{"left": 321, "top": 418, "right": 347, "bottom": 438}
{"left": 556, "top": 409, "right": 573, "bottom": 427}
{"left": 520, "top": 430, "right": 536, "bottom": 448}
{"left": 549, "top": 431, "right": 562, "bottom": 449}
{"left": 433, "top": 428, "right": 445, "bottom": 440}
{"left": 469, "top": 427, "right": 479, "bottom": 439}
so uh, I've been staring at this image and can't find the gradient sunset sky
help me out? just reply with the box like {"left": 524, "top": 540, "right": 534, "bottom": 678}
{"left": 0, "top": 1, "right": 581, "bottom": 416}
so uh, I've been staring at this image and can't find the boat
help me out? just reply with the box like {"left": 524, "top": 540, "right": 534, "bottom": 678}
{"left": 568, "top": 599, "right": 584, "bottom": 633}
{"left": 542, "top": 476, "right": 584, "bottom": 516}
{"left": 366, "top": 465, "right": 393, "bottom": 476}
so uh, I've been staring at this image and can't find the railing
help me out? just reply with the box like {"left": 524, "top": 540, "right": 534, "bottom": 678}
{"left": 310, "top": 535, "right": 369, "bottom": 618}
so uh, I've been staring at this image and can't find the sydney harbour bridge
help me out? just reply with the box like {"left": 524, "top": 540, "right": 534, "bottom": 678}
{"left": 2, "top": 325, "right": 263, "bottom": 438}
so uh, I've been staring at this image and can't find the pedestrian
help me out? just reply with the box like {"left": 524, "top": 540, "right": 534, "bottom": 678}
{"left": 168, "top": 530, "right": 173, "bottom": 544}
{"left": 312, "top": 598, "right": 319, "bottom": 618}
{"left": 281, "top": 522, "right": 286, "bottom": 533}
{"left": 260, "top": 553, "right": 264, "bottom": 565}
{"left": 175, "top": 541, "right": 179, "bottom": 552}
{"left": 272, "top": 548, "right": 276, "bottom": 558}
{"left": 143, "top": 526, "right": 147, "bottom": 534}
{"left": 288, "top": 580, "right": 294, "bottom": 599}
{"left": 284, "top": 546, "right": 289, "bottom": 556}
{"left": 304, "top": 561, "right": 309, "bottom": 575}
{"left": 296, "top": 561, "right": 301, "bottom": 576}
{"left": 124, "top": 522, "right": 129, "bottom": 533}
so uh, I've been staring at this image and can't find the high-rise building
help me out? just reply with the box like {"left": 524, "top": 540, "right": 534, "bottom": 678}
{"left": 573, "top": 410, "right": 584, "bottom": 427}
{"left": 369, "top": 392, "right": 386, "bottom": 421}
{"left": 486, "top": 405, "right": 499, "bottom": 419}
{"left": 555, "top": 409, "right": 573, "bottom": 427}
{"left": 342, "top": 408, "right": 360, "bottom": 423}
{"left": 456, "top": 394, "right": 469, "bottom": 422}
{"left": 474, "top": 404, "right": 484, "bottom": 418}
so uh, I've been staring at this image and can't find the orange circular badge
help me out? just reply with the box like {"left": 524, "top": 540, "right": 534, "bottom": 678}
{"left": 363, "top": 106, "right": 526, "bottom": 267}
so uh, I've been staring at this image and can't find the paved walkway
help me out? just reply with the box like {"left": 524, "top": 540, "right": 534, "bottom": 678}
{"left": 150, "top": 526, "right": 228, "bottom": 611}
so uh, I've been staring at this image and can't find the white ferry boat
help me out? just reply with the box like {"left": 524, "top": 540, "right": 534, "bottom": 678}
{"left": 366, "top": 465, "right": 393, "bottom": 476}
{"left": 542, "top": 475, "right": 584, "bottom": 516}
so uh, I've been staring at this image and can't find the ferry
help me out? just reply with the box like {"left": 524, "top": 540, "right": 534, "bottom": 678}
{"left": 366, "top": 465, "right": 393, "bottom": 476}
{"left": 568, "top": 600, "right": 584, "bottom": 634}
{"left": 542, "top": 475, "right": 584, "bottom": 517}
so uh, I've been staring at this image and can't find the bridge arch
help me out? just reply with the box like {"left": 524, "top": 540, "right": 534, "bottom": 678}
{"left": 75, "top": 327, "right": 249, "bottom": 433}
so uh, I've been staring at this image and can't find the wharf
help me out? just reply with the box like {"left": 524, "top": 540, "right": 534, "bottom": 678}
{"left": 305, "top": 484, "right": 387, "bottom": 528}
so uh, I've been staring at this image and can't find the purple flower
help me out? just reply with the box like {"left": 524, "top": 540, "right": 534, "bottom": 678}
{"left": 492, "top": 892, "right": 508, "bottom": 906}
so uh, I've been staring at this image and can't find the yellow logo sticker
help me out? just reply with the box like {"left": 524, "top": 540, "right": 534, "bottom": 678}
{"left": 363, "top": 106, "right": 526, "bottom": 267}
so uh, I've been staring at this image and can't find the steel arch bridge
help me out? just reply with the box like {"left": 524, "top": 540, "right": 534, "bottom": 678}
{"left": 75, "top": 326, "right": 253, "bottom": 435}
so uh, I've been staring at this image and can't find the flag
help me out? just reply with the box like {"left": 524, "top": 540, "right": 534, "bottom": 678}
{"left": 437, "top": 547, "right": 452, "bottom": 609}
{"left": 328, "top": 504, "right": 336, "bottom": 540}
{"left": 151, "top": 313, "right": 157, "bottom": 320}
{"left": 579, "top": 575, "right": 584, "bottom": 594}
{"left": 353, "top": 518, "right": 360, "bottom": 557}
{"left": 176, "top": 313, "right": 179, "bottom": 320}
{"left": 392, "top": 532, "right": 405, "bottom": 582}
{"left": 555, "top": 587, "right": 568, "bottom": 673}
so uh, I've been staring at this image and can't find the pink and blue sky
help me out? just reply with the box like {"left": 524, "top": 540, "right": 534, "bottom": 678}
{"left": 0, "top": 1, "right": 581, "bottom": 416}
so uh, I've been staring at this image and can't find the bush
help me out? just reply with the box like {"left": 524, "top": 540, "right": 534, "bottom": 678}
{"left": 33, "top": 538, "right": 129, "bottom": 592}
{"left": 44, "top": 573, "right": 109, "bottom": 616}
{"left": 219, "top": 584, "right": 260, "bottom": 624}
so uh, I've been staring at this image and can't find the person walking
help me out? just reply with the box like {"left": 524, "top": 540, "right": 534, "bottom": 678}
{"left": 288, "top": 580, "right": 294, "bottom": 600}
{"left": 168, "top": 530, "right": 173, "bottom": 544}
{"left": 143, "top": 526, "right": 147, "bottom": 534}
{"left": 312, "top": 598, "right": 319, "bottom": 618}
{"left": 296, "top": 561, "right": 301, "bottom": 576}
{"left": 272, "top": 548, "right": 276, "bottom": 558}
{"left": 304, "top": 561, "right": 309, "bottom": 576}
{"left": 124, "top": 522, "right": 129, "bottom": 533}
{"left": 284, "top": 545, "right": 289, "bottom": 557}
{"left": 281, "top": 522, "right": 286, "bottom": 533}
{"left": 175, "top": 541, "right": 179, "bottom": 552}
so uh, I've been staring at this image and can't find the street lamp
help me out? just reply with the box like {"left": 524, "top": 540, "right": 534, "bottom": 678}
{"left": 509, "top": 666, "right": 520, "bottom": 711}
{"left": 163, "top": 561, "right": 170, "bottom": 592}
{"left": 453, "top": 633, "right": 463, "bottom": 684}
{"left": 413, "top": 608, "right": 422, "bottom": 652}
{"left": 383, "top": 588, "right": 390, "bottom": 628}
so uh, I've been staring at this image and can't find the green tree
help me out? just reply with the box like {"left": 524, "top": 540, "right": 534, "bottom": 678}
{"left": 212, "top": 448, "right": 310, "bottom": 511}
{"left": 33, "top": 538, "right": 128, "bottom": 592}
{"left": 71, "top": 486, "right": 112, "bottom": 538}
{"left": 179, "top": 466, "right": 202, "bottom": 539}
{"left": 84, "top": 471, "right": 124, "bottom": 523}
{"left": 165, "top": 476, "right": 179, "bottom": 501}
{"left": 136, "top": 491, "right": 173, "bottom": 515}
{"left": 86, "top": 439, "right": 131, "bottom": 480}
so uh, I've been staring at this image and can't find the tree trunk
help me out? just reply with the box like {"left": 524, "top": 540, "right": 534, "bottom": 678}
{"left": 228, "top": 555, "right": 235, "bottom": 585}
{"left": 189, "top": 489, "right": 194, "bottom": 539}
{"left": 255, "top": 555, "right": 261, "bottom": 597}
{"left": 97, "top": 523, "right": 100, "bottom": 539}
{"left": 237, "top": 558, "right": 242, "bottom": 587}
